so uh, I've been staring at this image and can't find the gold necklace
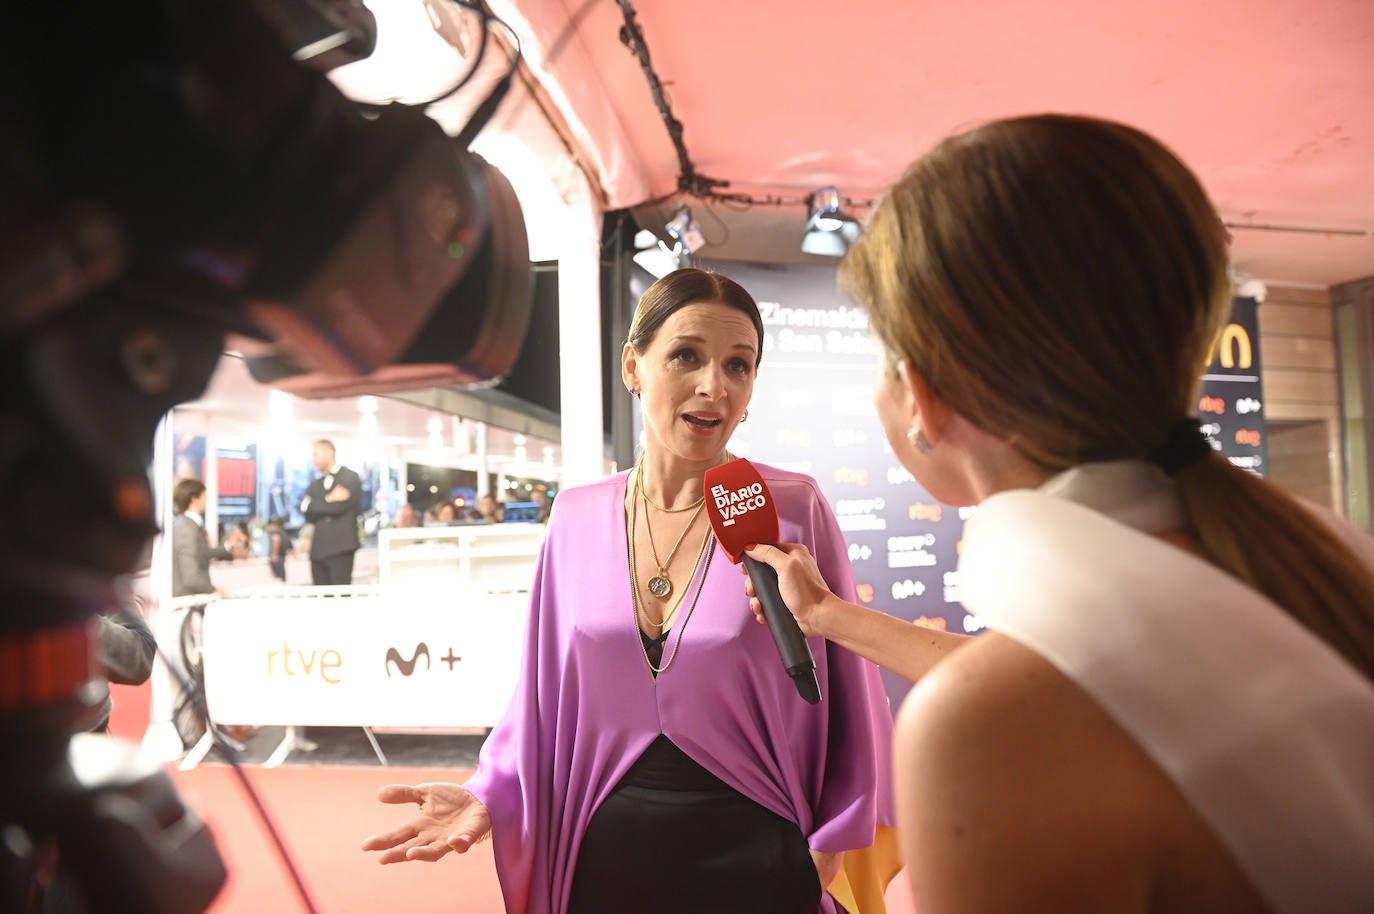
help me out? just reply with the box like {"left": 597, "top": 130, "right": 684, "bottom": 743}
{"left": 636, "top": 466, "right": 705, "bottom": 599}
{"left": 637, "top": 456, "right": 707, "bottom": 513}
{"left": 640, "top": 481, "right": 705, "bottom": 513}
{"left": 628, "top": 485, "right": 714, "bottom": 675}
{"left": 643, "top": 517, "right": 709, "bottom": 633}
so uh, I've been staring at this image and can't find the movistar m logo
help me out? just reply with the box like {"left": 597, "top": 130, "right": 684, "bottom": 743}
{"left": 386, "top": 643, "right": 431, "bottom": 677}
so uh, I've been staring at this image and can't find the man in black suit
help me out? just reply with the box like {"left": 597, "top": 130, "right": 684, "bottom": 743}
{"left": 301, "top": 439, "right": 362, "bottom": 585}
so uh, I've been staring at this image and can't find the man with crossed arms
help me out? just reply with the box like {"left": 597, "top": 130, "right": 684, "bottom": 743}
{"left": 300, "top": 439, "right": 362, "bottom": 585}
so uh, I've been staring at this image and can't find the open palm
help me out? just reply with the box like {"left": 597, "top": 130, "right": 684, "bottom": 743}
{"left": 361, "top": 782, "right": 492, "bottom": 864}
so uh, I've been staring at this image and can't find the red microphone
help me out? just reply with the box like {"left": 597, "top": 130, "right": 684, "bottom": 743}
{"left": 704, "top": 458, "right": 821, "bottom": 704}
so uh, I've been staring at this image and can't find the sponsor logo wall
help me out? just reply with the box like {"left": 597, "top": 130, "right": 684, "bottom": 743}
{"left": 202, "top": 595, "right": 527, "bottom": 728}
{"left": 706, "top": 261, "right": 961, "bottom": 708}
{"left": 1199, "top": 296, "right": 1269, "bottom": 476}
{"left": 709, "top": 261, "right": 1266, "bottom": 710}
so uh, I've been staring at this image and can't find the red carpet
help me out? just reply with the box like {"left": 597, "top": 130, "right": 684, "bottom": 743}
{"left": 108, "top": 683, "right": 915, "bottom": 914}
{"left": 169, "top": 764, "right": 505, "bottom": 914}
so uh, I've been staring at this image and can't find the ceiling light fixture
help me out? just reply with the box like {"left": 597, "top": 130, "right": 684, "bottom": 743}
{"left": 664, "top": 206, "right": 705, "bottom": 255}
{"left": 631, "top": 206, "right": 706, "bottom": 278}
{"left": 802, "top": 186, "right": 861, "bottom": 257}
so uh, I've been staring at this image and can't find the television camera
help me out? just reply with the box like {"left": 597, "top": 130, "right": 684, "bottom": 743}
{"left": 1, "top": 1, "right": 531, "bottom": 910}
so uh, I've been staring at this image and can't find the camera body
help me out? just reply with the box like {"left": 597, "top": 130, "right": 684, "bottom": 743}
{"left": 1, "top": 2, "right": 531, "bottom": 910}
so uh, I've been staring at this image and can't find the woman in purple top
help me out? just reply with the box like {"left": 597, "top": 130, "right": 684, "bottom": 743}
{"left": 363, "top": 269, "right": 896, "bottom": 914}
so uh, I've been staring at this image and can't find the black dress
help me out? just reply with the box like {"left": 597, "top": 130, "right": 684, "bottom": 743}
{"left": 565, "top": 629, "right": 824, "bottom": 914}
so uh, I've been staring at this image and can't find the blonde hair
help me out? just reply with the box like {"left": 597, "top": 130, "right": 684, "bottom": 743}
{"left": 842, "top": 113, "right": 1374, "bottom": 678}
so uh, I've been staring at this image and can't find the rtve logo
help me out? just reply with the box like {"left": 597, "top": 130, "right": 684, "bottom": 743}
{"left": 266, "top": 643, "right": 343, "bottom": 683}
{"left": 847, "top": 543, "right": 873, "bottom": 562}
{"left": 1237, "top": 397, "right": 1262, "bottom": 415}
{"left": 1214, "top": 323, "right": 1253, "bottom": 370}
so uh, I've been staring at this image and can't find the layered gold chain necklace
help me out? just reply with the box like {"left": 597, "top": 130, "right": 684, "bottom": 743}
{"left": 635, "top": 459, "right": 706, "bottom": 599}
{"left": 628, "top": 472, "right": 714, "bottom": 675}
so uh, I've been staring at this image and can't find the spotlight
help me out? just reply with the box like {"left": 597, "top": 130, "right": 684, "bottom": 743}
{"left": 631, "top": 228, "right": 684, "bottom": 279}
{"left": 802, "top": 186, "right": 861, "bottom": 257}
{"left": 664, "top": 206, "right": 706, "bottom": 255}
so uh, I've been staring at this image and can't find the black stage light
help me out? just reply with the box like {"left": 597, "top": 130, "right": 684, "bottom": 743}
{"left": 801, "top": 186, "right": 861, "bottom": 256}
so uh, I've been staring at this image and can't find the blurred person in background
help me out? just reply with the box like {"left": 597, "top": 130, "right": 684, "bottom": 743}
{"left": 265, "top": 515, "right": 294, "bottom": 583}
{"left": 170, "top": 478, "right": 236, "bottom": 598}
{"left": 300, "top": 438, "right": 362, "bottom": 585}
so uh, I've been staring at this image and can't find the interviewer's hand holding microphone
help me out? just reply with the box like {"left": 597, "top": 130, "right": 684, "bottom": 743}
{"left": 734, "top": 502, "right": 970, "bottom": 686}
{"left": 739, "top": 542, "right": 842, "bottom": 638}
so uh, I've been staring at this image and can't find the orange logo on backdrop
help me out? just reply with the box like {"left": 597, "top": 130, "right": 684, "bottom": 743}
{"left": 1235, "top": 429, "right": 1262, "bottom": 447}
{"left": 834, "top": 466, "right": 870, "bottom": 486}
{"left": 914, "top": 616, "right": 947, "bottom": 632}
{"left": 909, "top": 502, "right": 943, "bottom": 523}
{"left": 855, "top": 584, "right": 875, "bottom": 604}
{"left": 1215, "top": 323, "right": 1253, "bottom": 369}
{"left": 1198, "top": 396, "right": 1225, "bottom": 415}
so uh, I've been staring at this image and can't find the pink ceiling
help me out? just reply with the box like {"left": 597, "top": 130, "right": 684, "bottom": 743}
{"left": 509, "top": 0, "right": 1374, "bottom": 286}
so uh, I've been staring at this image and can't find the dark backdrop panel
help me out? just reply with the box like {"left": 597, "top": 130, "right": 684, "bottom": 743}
{"left": 703, "top": 261, "right": 965, "bottom": 711}
{"left": 643, "top": 260, "right": 1267, "bottom": 713}
{"left": 1199, "top": 296, "right": 1269, "bottom": 476}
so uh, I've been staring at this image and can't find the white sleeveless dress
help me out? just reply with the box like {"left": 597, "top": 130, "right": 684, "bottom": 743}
{"left": 958, "top": 460, "right": 1374, "bottom": 914}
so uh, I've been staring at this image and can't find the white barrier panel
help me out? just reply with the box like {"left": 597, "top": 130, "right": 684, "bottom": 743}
{"left": 202, "top": 591, "right": 528, "bottom": 729}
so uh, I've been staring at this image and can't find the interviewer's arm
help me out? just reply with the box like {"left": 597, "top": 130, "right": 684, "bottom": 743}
{"left": 816, "top": 591, "right": 967, "bottom": 683}
{"left": 744, "top": 541, "right": 968, "bottom": 683}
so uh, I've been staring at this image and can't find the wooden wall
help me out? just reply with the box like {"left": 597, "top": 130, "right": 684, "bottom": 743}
{"left": 1258, "top": 285, "right": 1343, "bottom": 513}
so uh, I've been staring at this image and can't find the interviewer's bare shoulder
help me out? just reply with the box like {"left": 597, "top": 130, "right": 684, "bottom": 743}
{"left": 893, "top": 632, "right": 1266, "bottom": 914}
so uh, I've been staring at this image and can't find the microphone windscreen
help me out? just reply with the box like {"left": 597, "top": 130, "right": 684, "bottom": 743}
{"left": 704, "top": 458, "right": 780, "bottom": 563}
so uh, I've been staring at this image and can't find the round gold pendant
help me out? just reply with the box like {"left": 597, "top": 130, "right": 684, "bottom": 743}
{"left": 647, "top": 575, "right": 672, "bottom": 598}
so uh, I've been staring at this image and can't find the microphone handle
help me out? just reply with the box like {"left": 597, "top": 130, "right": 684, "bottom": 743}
{"left": 742, "top": 553, "right": 821, "bottom": 704}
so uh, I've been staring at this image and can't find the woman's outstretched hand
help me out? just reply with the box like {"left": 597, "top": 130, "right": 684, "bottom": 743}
{"left": 361, "top": 782, "right": 492, "bottom": 863}
{"left": 740, "top": 542, "right": 835, "bottom": 638}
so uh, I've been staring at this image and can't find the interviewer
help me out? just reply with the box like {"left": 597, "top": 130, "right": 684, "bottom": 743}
{"left": 743, "top": 114, "right": 1374, "bottom": 914}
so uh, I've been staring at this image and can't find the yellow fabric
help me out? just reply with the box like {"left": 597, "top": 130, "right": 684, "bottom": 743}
{"left": 826, "top": 824, "right": 903, "bottom": 914}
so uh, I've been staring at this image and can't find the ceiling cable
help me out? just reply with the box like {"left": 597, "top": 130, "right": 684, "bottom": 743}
{"left": 614, "top": 0, "right": 876, "bottom": 210}
{"left": 613, "top": 0, "right": 726, "bottom": 198}
{"left": 1224, "top": 222, "right": 1373, "bottom": 238}
{"left": 611, "top": 3, "right": 1371, "bottom": 237}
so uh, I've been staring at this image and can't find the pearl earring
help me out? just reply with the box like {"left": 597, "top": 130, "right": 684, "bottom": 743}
{"left": 739, "top": 409, "right": 749, "bottom": 423}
